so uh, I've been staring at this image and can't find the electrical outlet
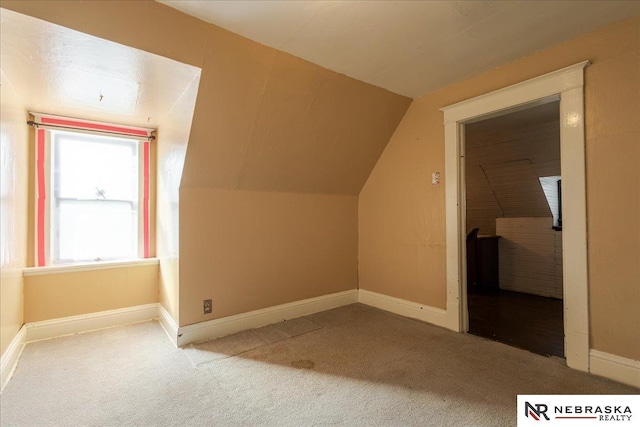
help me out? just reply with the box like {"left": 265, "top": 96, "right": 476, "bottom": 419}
{"left": 203, "top": 299, "right": 212, "bottom": 314}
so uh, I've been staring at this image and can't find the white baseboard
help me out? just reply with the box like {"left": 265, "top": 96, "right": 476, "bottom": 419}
{"left": 24, "top": 303, "right": 159, "bottom": 343}
{"left": 1, "top": 325, "right": 26, "bottom": 393}
{"left": 177, "top": 290, "right": 358, "bottom": 347}
{"left": 566, "top": 331, "right": 589, "bottom": 372}
{"left": 446, "top": 301, "right": 462, "bottom": 332}
{"left": 5, "top": 292, "right": 638, "bottom": 392}
{"left": 158, "top": 305, "right": 179, "bottom": 347}
{"left": 590, "top": 349, "right": 640, "bottom": 388}
{"left": 358, "top": 289, "right": 448, "bottom": 329}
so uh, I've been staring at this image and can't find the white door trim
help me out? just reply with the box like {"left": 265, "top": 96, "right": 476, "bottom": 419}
{"left": 440, "top": 61, "right": 590, "bottom": 371}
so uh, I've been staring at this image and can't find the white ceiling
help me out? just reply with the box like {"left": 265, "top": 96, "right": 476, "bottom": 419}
{"left": 0, "top": 8, "right": 201, "bottom": 128}
{"left": 158, "top": 0, "right": 640, "bottom": 98}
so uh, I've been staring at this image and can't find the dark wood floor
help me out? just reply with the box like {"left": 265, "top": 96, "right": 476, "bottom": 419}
{"left": 468, "top": 289, "right": 564, "bottom": 357}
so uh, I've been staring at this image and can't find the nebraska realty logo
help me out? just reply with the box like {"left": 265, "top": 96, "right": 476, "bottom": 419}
{"left": 517, "top": 395, "right": 639, "bottom": 426}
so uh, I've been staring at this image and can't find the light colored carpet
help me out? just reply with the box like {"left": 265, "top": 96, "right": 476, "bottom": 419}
{"left": 183, "top": 317, "right": 322, "bottom": 367}
{"left": 0, "top": 304, "right": 636, "bottom": 426}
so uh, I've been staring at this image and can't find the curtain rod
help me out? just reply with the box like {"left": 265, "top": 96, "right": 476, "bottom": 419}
{"left": 26, "top": 120, "right": 156, "bottom": 141}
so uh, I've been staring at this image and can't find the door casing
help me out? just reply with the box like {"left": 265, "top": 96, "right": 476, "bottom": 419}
{"left": 440, "top": 61, "right": 590, "bottom": 371}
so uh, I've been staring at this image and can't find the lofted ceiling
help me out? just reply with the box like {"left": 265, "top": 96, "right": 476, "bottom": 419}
{"left": 0, "top": 8, "right": 201, "bottom": 129}
{"left": 158, "top": 0, "right": 640, "bottom": 98}
{"left": 465, "top": 102, "right": 561, "bottom": 235}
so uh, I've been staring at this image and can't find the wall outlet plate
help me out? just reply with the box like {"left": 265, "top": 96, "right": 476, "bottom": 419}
{"left": 203, "top": 299, "right": 212, "bottom": 314}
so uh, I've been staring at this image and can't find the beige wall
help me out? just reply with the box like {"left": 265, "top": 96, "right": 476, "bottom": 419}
{"left": 156, "top": 76, "right": 200, "bottom": 324}
{"left": 182, "top": 24, "right": 410, "bottom": 193}
{"left": 1, "top": 2, "right": 411, "bottom": 329}
{"left": 180, "top": 189, "right": 357, "bottom": 326}
{"left": 23, "top": 265, "right": 158, "bottom": 323}
{"left": 0, "top": 71, "right": 29, "bottom": 357}
{"left": 0, "top": 5, "right": 196, "bottom": 334}
{"left": 179, "top": 24, "right": 408, "bottom": 326}
{"left": 358, "top": 97, "right": 448, "bottom": 307}
{"left": 7, "top": 1, "right": 636, "bottom": 362}
{"left": 360, "top": 16, "right": 640, "bottom": 360}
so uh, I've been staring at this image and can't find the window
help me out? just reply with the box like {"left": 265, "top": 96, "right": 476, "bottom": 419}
{"left": 32, "top": 113, "right": 152, "bottom": 266}
{"left": 539, "top": 175, "right": 562, "bottom": 230}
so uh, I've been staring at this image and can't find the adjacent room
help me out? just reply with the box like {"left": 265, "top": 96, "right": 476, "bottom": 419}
{"left": 1, "top": 1, "right": 639, "bottom": 425}
{"left": 464, "top": 101, "right": 564, "bottom": 357}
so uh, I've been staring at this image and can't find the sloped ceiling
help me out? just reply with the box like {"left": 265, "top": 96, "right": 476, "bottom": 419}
{"left": 179, "top": 25, "right": 412, "bottom": 194}
{"left": 159, "top": 0, "right": 640, "bottom": 98}
{"left": 0, "top": 8, "right": 200, "bottom": 129}
{"left": 465, "top": 102, "right": 560, "bottom": 234}
{"left": 1, "top": 3, "right": 412, "bottom": 196}
{"left": 481, "top": 159, "right": 552, "bottom": 218}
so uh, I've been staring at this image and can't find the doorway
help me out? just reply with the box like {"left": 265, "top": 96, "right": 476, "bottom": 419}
{"left": 463, "top": 102, "right": 564, "bottom": 357}
{"left": 440, "top": 61, "right": 590, "bottom": 372}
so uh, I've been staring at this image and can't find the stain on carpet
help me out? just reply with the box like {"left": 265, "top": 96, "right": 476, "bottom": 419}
{"left": 291, "top": 360, "right": 315, "bottom": 369}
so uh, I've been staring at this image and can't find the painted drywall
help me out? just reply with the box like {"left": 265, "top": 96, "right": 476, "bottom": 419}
{"left": 1, "top": 2, "right": 411, "bottom": 329}
{"left": 0, "top": 1, "right": 410, "bottom": 194}
{"left": 23, "top": 264, "right": 158, "bottom": 323}
{"left": 360, "top": 16, "right": 640, "bottom": 360}
{"left": 1, "top": 9, "right": 202, "bottom": 337}
{"left": 180, "top": 188, "right": 358, "bottom": 326}
{"left": 181, "top": 24, "right": 410, "bottom": 193}
{"left": 0, "top": 71, "right": 28, "bottom": 357}
{"left": 0, "top": 6, "right": 203, "bottom": 267}
{"left": 178, "top": 24, "right": 408, "bottom": 326}
{"left": 358, "top": 99, "right": 448, "bottom": 307}
{"left": 3, "top": 2, "right": 637, "bottom": 361}
{"left": 157, "top": 76, "right": 200, "bottom": 324}
{"left": 0, "top": 1, "right": 208, "bottom": 69}
{"left": 0, "top": 8, "right": 202, "bottom": 133}
{"left": 465, "top": 102, "right": 560, "bottom": 236}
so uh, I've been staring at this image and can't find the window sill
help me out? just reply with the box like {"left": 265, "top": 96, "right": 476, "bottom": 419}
{"left": 22, "top": 258, "right": 159, "bottom": 277}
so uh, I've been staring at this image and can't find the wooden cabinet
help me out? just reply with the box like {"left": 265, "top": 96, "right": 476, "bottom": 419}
{"left": 467, "top": 230, "right": 500, "bottom": 293}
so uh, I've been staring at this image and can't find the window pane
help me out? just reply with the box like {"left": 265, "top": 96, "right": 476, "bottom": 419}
{"left": 54, "top": 132, "right": 138, "bottom": 201}
{"left": 51, "top": 130, "right": 141, "bottom": 264}
{"left": 57, "top": 201, "right": 137, "bottom": 262}
{"left": 539, "top": 176, "right": 561, "bottom": 228}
